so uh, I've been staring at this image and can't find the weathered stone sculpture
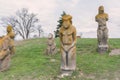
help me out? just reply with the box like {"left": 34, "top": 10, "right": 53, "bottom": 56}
{"left": 95, "top": 6, "right": 109, "bottom": 53}
{"left": 7, "top": 25, "right": 15, "bottom": 55}
{"left": 59, "top": 14, "right": 77, "bottom": 77}
{"left": 0, "top": 25, "right": 15, "bottom": 72}
{"left": 0, "top": 36, "right": 11, "bottom": 72}
{"left": 46, "top": 33, "right": 56, "bottom": 55}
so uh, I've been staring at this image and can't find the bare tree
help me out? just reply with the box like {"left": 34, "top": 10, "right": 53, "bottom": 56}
{"left": 1, "top": 16, "right": 18, "bottom": 36}
{"left": 1, "top": 16, "right": 16, "bottom": 28}
{"left": 1, "top": 8, "right": 40, "bottom": 39}
{"left": 37, "top": 25, "right": 43, "bottom": 37}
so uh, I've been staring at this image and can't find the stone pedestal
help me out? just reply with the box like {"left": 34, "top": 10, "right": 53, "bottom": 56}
{"left": 98, "top": 45, "right": 108, "bottom": 53}
{"left": 58, "top": 70, "right": 73, "bottom": 78}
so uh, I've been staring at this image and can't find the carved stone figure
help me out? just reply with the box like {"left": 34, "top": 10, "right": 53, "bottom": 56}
{"left": 46, "top": 33, "right": 56, "bottom": 55}
{"left": 7, "top": 25, "right": 15, "bottom": 55}
{"left": 0, "top": 25, "right": 15, "bottom": 72}
{"left": 95, "top": 6, "right": 109, "bottom": 53}
{"left": 0, "top": 36, "right": 11, "bottom": 72}
{"left": 59, "top": 14, "right": 77, "bottom": 77}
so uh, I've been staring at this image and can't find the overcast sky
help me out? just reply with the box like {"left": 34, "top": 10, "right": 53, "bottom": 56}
{"left": 0, "top": 0, "right": 120, "bottom": 38}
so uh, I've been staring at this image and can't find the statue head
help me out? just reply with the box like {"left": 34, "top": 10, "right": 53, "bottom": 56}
{"left": 7, "top": 25, "right": 13, "bottom": 33}
{"left": 98, "top": 6, "right": 104, "bottom": 14}
{"left": 6, "top": 25, "right": 15, "bottom": 39}
{"left": 62, "top": 15, "right": 72, "bottom": 29}
{"left": 48, "top": 33, "right": 53, "bottom": 39}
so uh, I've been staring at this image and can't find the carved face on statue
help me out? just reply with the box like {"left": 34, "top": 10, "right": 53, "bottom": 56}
{"left": 62, "top": 20, "right": 71, "bottom": 29}
{"left": 62, "top": 15, "right": 72, "bottom": 29}
{"left": 7, "top": 25, "right": 12, "bottom": 33}
{"left": 7, "top": 25, "right": 15, "bottom": 39}
{"left": 99, "top": 6, "right": 104, "bottom": 14}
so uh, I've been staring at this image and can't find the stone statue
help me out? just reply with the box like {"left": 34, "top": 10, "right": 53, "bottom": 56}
{"left": 46, "top": 33, "right": 57, "bottom": 55}
{"left": 95, "top": 6, "right": 109, "bottom": 53}
{"left": 0, "top": 25, "right": 15, "bottom": 72}
{"left": 7, "top": 25, "right": 15, "bottom": 55}
{"left": 0, "top": 36, "right": 11, "bottom": 72}
{"left": 59, "top": 14, "right": 77, "bottom": 77}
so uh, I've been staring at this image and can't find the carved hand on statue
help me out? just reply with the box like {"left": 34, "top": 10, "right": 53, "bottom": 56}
{"left": 61, "top": 41, "right": 75, "bottom": 52}
{"left": 61, "top": 43, "right": 66, "bottom": 52}
{"left": 67, "top": 41, "right": 75, "bottom": 52}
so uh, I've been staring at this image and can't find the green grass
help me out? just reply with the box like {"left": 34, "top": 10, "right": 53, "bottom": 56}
{"left": 0, "top": 38, "right": 120, "bottom": 80}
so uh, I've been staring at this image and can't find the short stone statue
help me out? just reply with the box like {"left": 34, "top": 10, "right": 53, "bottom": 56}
{"left": 95, "top": 6, "right": 109, "bottom": 53}
{"left": 46, "top": 33, "right": 56, "bottom": 55}
{"left": 59, "top": 14, "right": 77, "bottom": 77}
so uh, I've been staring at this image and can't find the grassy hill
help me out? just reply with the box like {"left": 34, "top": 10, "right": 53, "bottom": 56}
{"left": 0, "top": 38, "right": 120, "bottom": 80}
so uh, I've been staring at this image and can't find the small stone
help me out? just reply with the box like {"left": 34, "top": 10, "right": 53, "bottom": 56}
{"left": 109, "top": 49, "right": 120, "bottom": 56}
{"left": 50, "top": 59, "right": 56, "bottom": 62}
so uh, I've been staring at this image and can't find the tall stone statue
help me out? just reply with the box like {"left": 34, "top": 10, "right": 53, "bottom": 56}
{"left": 95, "top": 6, "right": 109, "bottom": 53}
{"left": 59, "top": 14, "right": 77, "bottom": 77}
{"left": 46, "top": 33, "right": 57, "bottom": 55}
{"left": 7, "top": 25, "right": 15, "bottom": 55}
{"left": 0, "top": 25, "right": 15, "bottom": 72}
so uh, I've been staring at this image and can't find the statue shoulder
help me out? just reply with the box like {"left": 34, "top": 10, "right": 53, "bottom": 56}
{"left": 71, "top": 26, "right": 76, "bottom": 32}
{"left": 95, "top": 14, "right": 99, "bottom": 19}
{"left": 2, "top": 36, "right": 10, "bottom": 41}
{"left": 59, "top": 27, "right": 64, "bottom": 33}
{"left": 104, "top": 13, "right": 108, "bottom": 17}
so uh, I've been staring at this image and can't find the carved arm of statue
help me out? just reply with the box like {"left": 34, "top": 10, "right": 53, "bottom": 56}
{"left": 67, "top": 28, "right": 76, "bottom": 52}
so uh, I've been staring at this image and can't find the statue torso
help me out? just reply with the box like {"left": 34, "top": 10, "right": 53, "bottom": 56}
{"left": 48, "top": 39, "right": 54, "bottom": 46}
{"left": 96, "top": 13, "right": 108, "bottom": 30}
{"left": 60, "top": 26, "right": 75, "bottom": 45}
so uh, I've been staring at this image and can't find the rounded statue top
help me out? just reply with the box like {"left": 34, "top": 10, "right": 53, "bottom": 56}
{"left": 7, "top": 25, "right": 13, "bottom": 33}
{"left": 95, "top": 5, "right": 108, "bottom": 21}
{"left": 98, "top": 5, "right": 104, "bottom": 14}
{"left": 7, "top": 25, "right": 15, "bottom": 39}
{"left": 48, "top": 33, "right": 53, "bottom": 39}
{"left": 62, "top": 15, "right": 72, "bottom": 21}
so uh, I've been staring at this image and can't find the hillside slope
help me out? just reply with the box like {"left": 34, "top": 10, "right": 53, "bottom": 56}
{"left": 0, "top": 38, "right": 120, "bottom": 80}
